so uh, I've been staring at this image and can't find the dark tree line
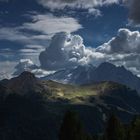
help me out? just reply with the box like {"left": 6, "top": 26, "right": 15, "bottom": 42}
{"left": 0, "top": 92, "right": 58, "bottom": 140}
{"left": 59, "top": 111, "right": 140, "bottom": 140}
{"left": 59, "top": 111, "right": 92, "bottom": 140}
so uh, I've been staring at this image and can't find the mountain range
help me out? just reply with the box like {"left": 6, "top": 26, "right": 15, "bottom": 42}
{"left": 43, "top": 62, "right": 140, "bottom": 93}
{"left": 0, "top": 71, "right": 140, "bottom": 140}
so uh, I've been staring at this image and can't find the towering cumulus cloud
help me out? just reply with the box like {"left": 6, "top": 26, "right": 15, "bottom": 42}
{"left": 39, "top": 29, "right": 140, "bottom": 76}
{"left": 96, "top": 28, "right": 140, "bottom": 54}
{"left": 14, "top": 29, "right": 140, "bottom": 77}
{"left": 96, "top": 28, "right": 140, "bottom": 76}
{"left": 39, "top": 32, "right": 93, "bottom": 70}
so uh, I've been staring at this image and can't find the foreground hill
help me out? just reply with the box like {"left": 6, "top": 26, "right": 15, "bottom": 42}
{"left": 0, "top": 72, "right": 140, "bottom": 140}
{"left": 43, "top": 62, "right": 140, "bottom": 93}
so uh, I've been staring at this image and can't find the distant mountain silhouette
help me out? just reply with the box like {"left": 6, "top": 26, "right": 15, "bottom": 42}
{"left": 43, "top": 62, "right": 140, "bottom": 92}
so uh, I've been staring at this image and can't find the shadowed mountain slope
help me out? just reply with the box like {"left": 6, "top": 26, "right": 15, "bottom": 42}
{"left": 0, "top": 72, "right": 140, "bottom": 140}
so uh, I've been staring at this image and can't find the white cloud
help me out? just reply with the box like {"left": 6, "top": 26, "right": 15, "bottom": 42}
{"left": 0, "top": 27, "right": 30, "bottom": 43}
{"left": 0, "top": 14, "right": 82, "bottom": 50}
{"left": 39, "top": 32, "right": 94, "bottom": 70}
{"left": 88, "top": 8, "right": 101, "bottom": 16}
{"left": 19, "top": 45, "right": 45, "bottom": 55}
{"left": 96, "top": 28, "right": 140, "bottom": 54}
{"left": 37, "top": 0, "right": 120, "bottom": 16}
{"left": 13, "top": 59, "right": 38, "bottom": 76}
{"left": 0, "top": 27, "right": 50, "bottom": 48}
{"left": 13, "top": 59, "right": 54, "bottom": 78}
{"left": 2, "top": 28, "right": 140, "bottom": 78}
{"left": 19, "top": 49, "right": 41, "bottom": 53}
{"left": 0, "top": 13, "right": 82, "bottom": 70}
{"left": 96, "top": 28, "right": 140, "bottom": 76}
{"left": 31, "top": 69, "right": 55, "bottom": 78}
{"left": 22, "top": 14, "right": 82, "bottom": 35}
{"left": 38, "top": 28, "right": 140, "bottom": 77}
{"left": 25, "top": 44, "right": 45, "bottom": 50}
{"left": 0, "top": 61, "right": 17, "bottom": 80}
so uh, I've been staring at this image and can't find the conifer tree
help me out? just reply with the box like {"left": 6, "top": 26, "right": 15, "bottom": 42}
{"left": 59, "top": 111, "right": 93, "bottom": 140}
{"left": 129, "top": 116, "right": 140, "bottom": 140}
{"left": 104, "top": 114, "right": 125, "bottom": 140}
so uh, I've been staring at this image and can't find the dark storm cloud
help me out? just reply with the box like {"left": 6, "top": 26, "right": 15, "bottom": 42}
{"left": 125, "top": 0, "right": 140, "bottom": 25}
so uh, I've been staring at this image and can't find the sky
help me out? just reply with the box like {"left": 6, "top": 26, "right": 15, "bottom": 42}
{"left": 0, "top": 0, "right": 140, "bottom": 79}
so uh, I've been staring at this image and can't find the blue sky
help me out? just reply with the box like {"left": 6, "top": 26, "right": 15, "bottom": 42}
{"left": 1, "top": 0, "right": 140, "bottom": 78}
{"left": 0, "top": 1, "right": 129, "bottom": 48}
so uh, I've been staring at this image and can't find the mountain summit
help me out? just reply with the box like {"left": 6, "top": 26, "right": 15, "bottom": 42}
{"left": 0, "top": 71, "right": 44, "bottom": 94}
{"left": 42, "top": 64, "right": 96, "bottom": 85}
{"left": 43, "top": 62, "right": 140, "bottom": 92}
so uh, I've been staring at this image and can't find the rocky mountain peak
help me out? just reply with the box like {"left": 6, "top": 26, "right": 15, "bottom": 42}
{"left": 18, "top": 71, "right": 37, "bottom": 82}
